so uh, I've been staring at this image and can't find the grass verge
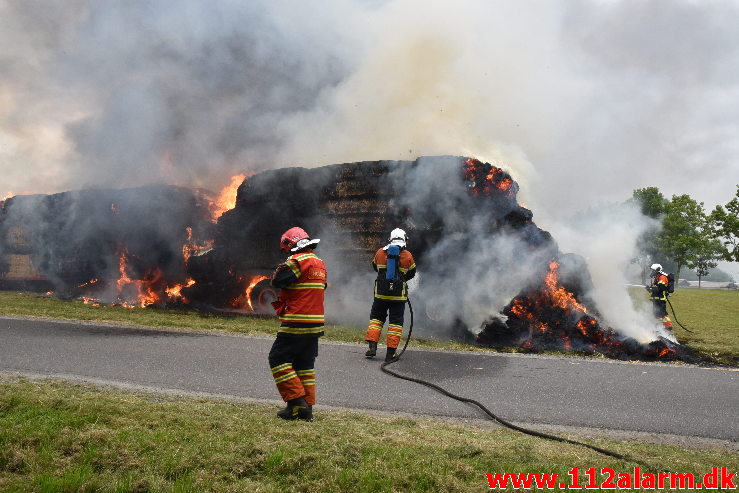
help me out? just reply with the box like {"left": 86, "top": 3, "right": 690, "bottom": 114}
{"left": 1, "top": 378, "right": 736, "bottom": 493}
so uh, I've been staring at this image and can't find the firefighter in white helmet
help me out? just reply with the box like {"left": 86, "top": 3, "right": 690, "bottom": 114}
{"left": 364, "top": 228, "right": 416, "bottom": 361}
{"left": 646, "top": 263, "right": 673, "bottom": 332}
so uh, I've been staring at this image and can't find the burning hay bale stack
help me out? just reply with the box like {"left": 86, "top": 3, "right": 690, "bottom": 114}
{"left": 187, "top": 160, "right": 417, "bottom": 308}
{"left": 476, "top": 257, "right": 692, "bottom": 362}
{"left": 195, "top": 156, "right": 562, "bottom": 317}
{"left": 0, "top": 186, "right": 213, "bottom": 305}
{"left": 0, "top": 155, "right": 696, "bottom": 362}
{"left": 202, "top": 155, "right": 692, "bottom": 362}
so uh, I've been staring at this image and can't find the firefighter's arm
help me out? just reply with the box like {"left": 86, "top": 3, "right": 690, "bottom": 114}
{"left": 651, "top": 281, "right": 667, "bottom": 297}
{"left": 401, "top": 251, "right": 417, "bottom": 281}
{"left": 270, "top": 260, "right": 299, "bottom": 289}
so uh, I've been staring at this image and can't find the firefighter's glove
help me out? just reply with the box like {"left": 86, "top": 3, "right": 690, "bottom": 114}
{"left": 273, "top": 264, "right": 287, "bottom": 277}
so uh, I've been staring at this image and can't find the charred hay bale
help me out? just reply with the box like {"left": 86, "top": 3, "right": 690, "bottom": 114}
{"left": 0, "top": 186, "right": 211, "bottom": 291}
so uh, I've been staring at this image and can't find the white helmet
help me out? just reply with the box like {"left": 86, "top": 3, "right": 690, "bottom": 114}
{"left": 650, "top": 263, "right": 662, "bottom": 272}
{"left": 386, "top": 228, "right": 407, "bottom": 248}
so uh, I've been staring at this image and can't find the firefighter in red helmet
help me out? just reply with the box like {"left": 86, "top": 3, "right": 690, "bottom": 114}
{"left": 268, "top": 226, "right": 327, "bottom": 421}
{"left": 365, "top": 228, "right": 416, "bottom": 362}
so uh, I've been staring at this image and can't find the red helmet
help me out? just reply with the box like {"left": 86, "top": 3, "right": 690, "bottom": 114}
{"left": 280, "top": 227, "right": 320, "bottom": 253}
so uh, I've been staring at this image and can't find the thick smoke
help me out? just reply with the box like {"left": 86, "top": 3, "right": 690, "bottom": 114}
{"left": 2, "top": 0, "right": 737, "bottom": 211}
{"left": 541, "top": 201, "right": 662, "bottom": 342}
{"left": 0, "top": 0, "right": 361, "bottom": 193}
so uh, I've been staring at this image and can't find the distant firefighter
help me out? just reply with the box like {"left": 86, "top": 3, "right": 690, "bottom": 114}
{"left": 647, "top": 263, "right": 673, "bottom": 333}
{"left": 365, "top": 228, "right": 417, "bottom": 362}
{"left": 268, "top": 227, "right": 327, "bottom": 421}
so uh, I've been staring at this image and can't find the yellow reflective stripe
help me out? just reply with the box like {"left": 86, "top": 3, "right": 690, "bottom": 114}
{"left": 274, "top": 372, "right": 298, "bottom": 384}
{"left": 300, "top": 380, "right": 316, "bottom": 386}
{"left": 280, "top": 314, "right": 324, "bottom": 320}
{"left": 296, "top": 369, "right": 314, "bottom": 376}
{"left": 282, "top": 283, "right": 325, "bottom": 290}
{"left": 388, "top": 325, "right": 403, "bottom": 334}
{"left": 279, "top": 320, "right": 325, "bottom": 326}
{"left": 287, "top": 261, "right": 301, "bottom": 277}
{"left": 278, "top": 326, "right": 325, "bottom": 335}
{"left": 374, "top": 294, "right": 407, "bottom": 301}
{"left": 292, "top": 253, "right": 317, "bottom": 262}
{"left": 271, "top": 363, "right": 292, "bottom": 373}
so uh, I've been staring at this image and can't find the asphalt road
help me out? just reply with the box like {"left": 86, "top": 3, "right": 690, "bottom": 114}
{"left": 1, "top": 316, "right": 737, "bottom": 442}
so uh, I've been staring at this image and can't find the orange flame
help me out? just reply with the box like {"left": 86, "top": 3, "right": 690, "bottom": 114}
{"left": 510, "top": 299, "right": 533, "bottom": 320}
{"left": 211, "top": 173, "right": 248, "bottom": 221}
{"left": 114, "top": 250, "right": 166, "bottom": 308}
{"left": 182, "top": 226, "right": 214, "bottom": 263}
{"left": 231, "top": 274, "right": 270, "bottom": 311}
{"left": 78, "top": 278, "right": 100, "bottom": 288}
{"left": 464, "top": 158, "right": 517, "bottom": 197}
{"left": 165, "top": 278, "right": 195, "bottom": 302}
{"left": 544, "top": 262, "right": 587, "bottom": 313}
{"left": 245, "top": 275, "right": 269, "bottom": 311}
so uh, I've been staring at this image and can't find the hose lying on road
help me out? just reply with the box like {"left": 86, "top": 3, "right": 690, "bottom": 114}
{"left": 380, "top": 298, "right": 627, "bottom": 461}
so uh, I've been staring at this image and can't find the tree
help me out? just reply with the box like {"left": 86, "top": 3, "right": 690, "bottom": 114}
{"left": 711, "top": 185, "right": 739, "bottom": 263}
{"left": 686, "top": 215, "right": 727, "bottom": 287}
{"left": 658, "top": 194, "right": 705, "bottom": 280}
{"left": 631, "top": 187, "right": 667, "bottom": 218}
{"left": 629, "top": 187, "right": 668, "bottom": 283}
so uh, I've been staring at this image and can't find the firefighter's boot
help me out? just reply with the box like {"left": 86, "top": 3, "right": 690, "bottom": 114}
{"left": 365, "top": 341, "right": 377, "bottom": 358}
{"left": 385, "top": 347, "right": 397, "bottom": 362}
{"left": 276, "top": 396, "right": 313, "bottom": 422}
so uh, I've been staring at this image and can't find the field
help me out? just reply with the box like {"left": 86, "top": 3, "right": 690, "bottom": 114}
{"left": 0, "top": 289, "right": 737, "bottom": 492}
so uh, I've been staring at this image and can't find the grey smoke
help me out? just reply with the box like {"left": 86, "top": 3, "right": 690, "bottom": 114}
{"left": 2, "top": 0, "right": 737, "bottom": 210}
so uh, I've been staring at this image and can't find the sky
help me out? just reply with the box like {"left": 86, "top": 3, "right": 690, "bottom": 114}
{"left": 1, "top": 0, "right": 737, "bottom": 235}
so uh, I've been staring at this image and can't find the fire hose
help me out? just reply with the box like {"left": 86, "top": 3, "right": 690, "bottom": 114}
{"left": 667, "top": 297, "right": 695, "bottom": 333}
{"left": 379, "top": 297, "right": 629, "bottom": 461}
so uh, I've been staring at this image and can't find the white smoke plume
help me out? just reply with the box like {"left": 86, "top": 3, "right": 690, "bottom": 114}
{"left": 542, "top": 201, "right": 662, "bottom": 342}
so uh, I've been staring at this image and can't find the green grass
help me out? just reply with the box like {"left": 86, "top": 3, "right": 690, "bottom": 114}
{"left": 2, "top": 289, "right": 739, "bottom": 365}
{"left": 627, "top": 287, "right": 739, "bottom": 365}
{"left": 0, "top": 378, "right": 736, "bottom": 493}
